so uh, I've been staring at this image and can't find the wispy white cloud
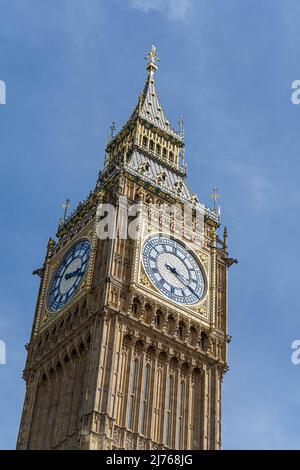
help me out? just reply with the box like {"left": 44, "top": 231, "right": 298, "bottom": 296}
{"left": 280, "top": 0, "right": 300, "bottom": 35}
{"left": 193, "top": 105, "right": 280, "bottom": 211}
{"left": 128, "top": 0, "right": 191, "bottom": 20}
{"left": 247, "top": 173, "right": 273, "bottom": 210}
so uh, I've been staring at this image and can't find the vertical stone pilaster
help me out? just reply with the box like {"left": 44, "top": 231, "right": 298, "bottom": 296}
{"left": 185, "top": 370, "right": 192, "bottom": 450}
{"left": 201, "top": 365, "right": 210, "bottom": 450}
{"left": 16, "top": 372, "right": 38, "bottom": 449}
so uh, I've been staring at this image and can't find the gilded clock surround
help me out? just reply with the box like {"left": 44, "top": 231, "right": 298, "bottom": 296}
{"left": 17, "top": 47, "right": 235, "bottom": 450}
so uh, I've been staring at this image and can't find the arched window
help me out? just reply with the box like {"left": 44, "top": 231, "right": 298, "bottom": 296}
{"left": 191, "top": 369, "right": 201, "bottom": 449}
{"left": 141, "top": 364, "right": 150, "bottom": 435}
{"left": 156, "top": 143, "right": 161, "bottom": 156}
{"left": 149, "top": 140, "right": 154, "bottom": 151}
{"left": 190, "top": 327, "right": 197, "bottom": 347}
{"left": 132, "top": 297, "right": 141, "bottom": 316}
{"left": 154, "top": 366, "right": 162, "bottom": 442}
{"left": 169, "top": 151, "right": 174, "bottom": 163}
{"left": 110, "top": 351, "right": 120, "bottom": 418}
{"left": 178, "top": 321, "right": 186, "bottom": 340}
{"left": 128, "top": 359, "right": 138, "bottom": 430}
{"left": 200, "top": 332, "right": 208, "bottom": 351}
{"left": 144, "top": 303, "right": 153, "bottom": 323}
{"left": 167, "top": 315, "right": 176, "bottom": 335}
{"left": 165, "top": 375, "right": 173, "bottom": 446}
{"left": 162, "top": 147, "right": 167, "bottom": 158}
{"left": 155, "top": 310, "right": 163, "bottom": 328}
{"left": 177, "top": 381, "right": 184, "bottom": 449}
{"left": 143, "top": 136, "right": 148, "bottom": 148}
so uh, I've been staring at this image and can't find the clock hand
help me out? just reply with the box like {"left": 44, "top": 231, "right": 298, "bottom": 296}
{"left": 172, "top": 268, "right": 188, "bottom": 283}
{"left": 166, "top": 264, "right": 199, "bottom": 299}
{"left": 166, "top": 263, "right": 188, "bottom": 282}
{"left": 176, "top": 273, "right": 200, "bottom": 298}
{"left": 165, "top": 264, "right": 177, "bottom": 274}
{"left": 65, "top": 268, "right": 82, "bottom": 280}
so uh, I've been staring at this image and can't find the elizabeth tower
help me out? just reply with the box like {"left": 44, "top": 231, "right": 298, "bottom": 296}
{"left": 17, "top": 47, "right": 234, "bottom": 450}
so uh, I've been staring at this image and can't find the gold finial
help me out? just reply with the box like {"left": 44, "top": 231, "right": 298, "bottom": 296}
{"left": 145, "top": 45, "right": 160, "bottom": 73}
{"left": 211, "top": 187, "right": 220, "bottom": 212}
{"left": 47, "top": 237, "right": 55, "bottom": 249}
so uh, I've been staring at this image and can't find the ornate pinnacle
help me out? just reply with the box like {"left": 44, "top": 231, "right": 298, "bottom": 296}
{"left": 178, "top": 114, "right": 185, "bottom": 138}
{"left": 211, "top": 187, "right": 220, "bottom": 212}
{"left": 46, "top": 237, "right": 56, "bottom": 258}
{"left": 145, "top": 45, "right": 160, "bottom": 73}
{"left": 108, "top": 121, "right": 116, "bottom": 143}
{"left": 62, "top": 198, "right": 71, "bottom": 221}
{"left": 47, "top": 237, "right": 55, "bottom": 249}
{"left": 223, "top": 226, "right": 228, "bottom": 251}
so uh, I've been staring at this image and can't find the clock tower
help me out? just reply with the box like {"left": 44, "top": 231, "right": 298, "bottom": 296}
{"left": 17, "top": 47, "right": 235, "bottom": 450}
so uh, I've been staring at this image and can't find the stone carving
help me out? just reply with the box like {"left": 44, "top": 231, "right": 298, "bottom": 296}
{"left": 126, "top": 433, "right": 134, "bottom": 450}
{"left": 113, "top": 429, "right": 120, "bottom": 447}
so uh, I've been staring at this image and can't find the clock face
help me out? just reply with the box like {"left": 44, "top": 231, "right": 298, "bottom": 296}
{"left": 48, "top": 239, "right": 91, "bottom": 312}
{"left": 142, "top": 236, "right": 206, "bottom": 305}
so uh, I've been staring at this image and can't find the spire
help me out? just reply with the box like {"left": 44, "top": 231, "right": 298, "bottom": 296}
{"left": 105, "top": 45, "right": 184, "bottom": 168}
{"left": 138, "top": 46, "right": 181, "bottom": 140}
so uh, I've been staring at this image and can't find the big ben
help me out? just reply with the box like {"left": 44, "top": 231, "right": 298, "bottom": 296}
{"left": 17, "top": 46, "right": 235, "bottom": 450}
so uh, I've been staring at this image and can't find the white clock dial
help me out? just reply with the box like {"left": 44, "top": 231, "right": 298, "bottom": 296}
{"left": 142, "top": 236, "right": 207, "bottom": 305}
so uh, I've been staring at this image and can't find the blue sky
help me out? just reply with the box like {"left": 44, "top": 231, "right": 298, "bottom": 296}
{"left": 1, "top": 0, "right": 300, "bottom": 450}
